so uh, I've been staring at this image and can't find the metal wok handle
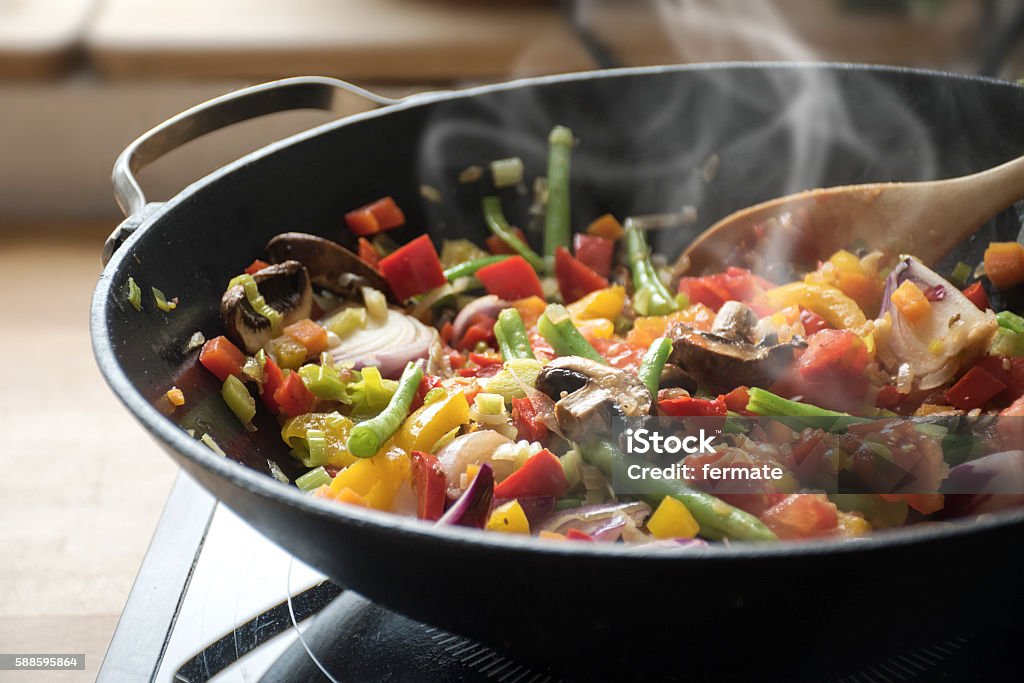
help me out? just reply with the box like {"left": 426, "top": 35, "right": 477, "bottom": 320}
{"left": 103, "top": 76, "right": 404, "bottom": 265}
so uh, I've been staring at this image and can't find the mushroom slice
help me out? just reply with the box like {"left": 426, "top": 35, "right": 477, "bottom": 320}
{"left": 220, "top": 260, "right": 312, "bottom": 353}
{"left": 266, "top": 232, "right": 394, "bottom": 301}
{"left": 535, "top": 357, "right": 653, "bottom": 443}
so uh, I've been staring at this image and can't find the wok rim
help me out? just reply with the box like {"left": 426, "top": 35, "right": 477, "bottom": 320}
{"left": 91, "top": 61, "right": 1024, "bottom": 564}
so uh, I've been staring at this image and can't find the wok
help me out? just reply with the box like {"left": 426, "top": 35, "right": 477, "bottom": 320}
{"left": 92, "top": 64, "right": 1024, "bottom": 678}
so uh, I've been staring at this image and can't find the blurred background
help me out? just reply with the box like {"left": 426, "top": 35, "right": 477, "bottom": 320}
{"left": 3, "top": 0, "right": 1024, "bottom": 678}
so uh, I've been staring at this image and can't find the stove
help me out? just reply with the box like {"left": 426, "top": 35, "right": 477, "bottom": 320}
{"left": 98, "top": 473, "right": 1020, "bottom": 682}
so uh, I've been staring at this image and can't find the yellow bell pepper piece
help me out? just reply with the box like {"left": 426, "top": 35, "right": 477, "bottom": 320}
{"left": 393, "top": 390, "right": 470, "bottom": 453}
{"left": 567, "top": 285, "right": 626, "bottom": 321}
{"left": 539, "top": 530, "right": 567, "bottom": 541}
{"left": 486, "top": 500, "right": 531, "bottom": 534}
{"left": 828, "top": 249, "right": 864, "bottom": 274}
{"left": 329, "top": 441, "right": 410, "bottom": 511}
{"left": 511, "top": 296, "right": 548, "bottom": 327}
{"left": 575, "top": 317, "right": 615, "bottom": 341}
{"left": 647, "top": 496, "right": 700, "bottom": 539}
{"left": 765, "top": 282, "right": 866, "bottom": 330}
{"left": 281, "top": 412, "right": 357, "bottom": 468}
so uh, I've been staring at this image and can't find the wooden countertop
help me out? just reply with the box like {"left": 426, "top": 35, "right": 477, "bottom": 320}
{"left": 0, "top": 224, "right": 178, "bottom": 682}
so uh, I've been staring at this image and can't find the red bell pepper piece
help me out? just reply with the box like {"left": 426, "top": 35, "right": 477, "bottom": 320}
{"left": 512, "top": 397, "right": 549, "bottom": 443}
{"left": 721, "top": 386, "right": 751, "bottom": 414}
{"left": 657, "top": 395, "right": 727, "bottom": 417}
{"left": 797, "top": 330, "right": 868, "bottom": 384}
{"left": 357, "top": 237, "right": 379, "bottom": 268}
{"left": 573, "top": 233, "right": 614, "bottom": 277}
{"left": 244, "top": 259, "right": 270, "bottom": 275}
{"left": 261, "top": 356, "right": 285, "bottom": 414}
{"left": 457, "top": 314, "right": 496, "bottom": 351}
{"left": 678, "top": 267, "right": 770, "bottom": 312}
{"left": 468, "top": 352, "right": 502, "bottom": 367}
{"left": 475, "top": 255, "right": 543, "bottom": 300}
{"left": 799, "top": 307, "right": 830, "bottom": 335}
{"left": 566, "top": 528, "right": 595, "bottom": 541}
{"left": 485, "top": 227, "right": 528, "bottom": 255}
{"left": 975, "top": 355, "right": 1024, "bottom": 405}
{"left": 411, "top": 451, "right": 447, "bottom": 521}
{"left": 273, "top": 371, "right": 317, "bottom": 417}
{"left": 875, "top": 384, "right": 902, "bottom": 410}
{"left": 945, "top": 364, "right": 1007, "bottom": 410}
{"left": 377, "top": 234, "right": 447, "bottom": 301}
{"left": 199, "top": 336, "right": 247, "bottom": 382}
{"left": 493, "top": 449, "right": 568, "bottom": 500}
{"left": 962, "top": 281, "right": 991, "bottom": 311}
{"left": 345, "top": 196, "right": 406, "bottom": 236}
{"left": 554, "top": 246, "right": 609, "bottom": 304}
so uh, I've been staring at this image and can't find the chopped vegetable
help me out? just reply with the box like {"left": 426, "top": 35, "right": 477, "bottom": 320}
{"left": 199, "top": 336, "right": 247, "bottom": 382}
{"left": 658, "top": 395, "right": 727, "bottom": 417}
{"left": 493, "top": 449, "right": 568, "bottom": 500}
{"left": 411, "top": 451, "right": 447, "bottom": 521}
{"left": 227, "top": 273, "right": 283, "bottom": 333}
{"left": 273, "top": 371, "right": 318, "bottom": 418}
{"left": 377, "top": 235, "right": 447, "bottom": 301}
{"left": 357, "top": 238, "right": 379, "bottom": 268}
{"left": 438, "top": 463, "right": 495, "bottom": 528}
{"left": 166, "top": 387, "right": 185, "bottom": 407}
{"left": 745, "top": 387, "right": 865, "bottom": 431}
{"left": 984, "top": 241, "right": 1024, "bottom": 289}
{"left": 486, "top": 500, "right": 531, "bottom": 534}
{"left": 443, "top": 255, "right": 511, "bottom": 282}
{"left": 296, "top": 466, "right": 332, "bottom": 493}
{"left": 494, "top": 308, "right": 535, "bottom": 361}
{"left": 347, "top": 362, "right": 423, "bottom": 458}
{"left": 152, "top": 287, "right": 177, "bottom": 312}
{"left": 345, "top": 196, "right": 406, "bottom": 236}
{"left": 566, "top": 285, "right": 626, "bottom": 321}
{"left": 950, "top": 261, "right": 972, "bottom": 288}
{"left": 200, "top": 433, "right": 226, "bottom": 456}
{"left": 543, "top": 125, "right": 574, "bottom": 263}
{"left": 963, "top": 281, "right": 991, "bottom": 311}
{"left": 573, "top": 233, "right": 613, "bottom": 277}
{"left": 586, "top": 213, "right": 624, "bottom": 241}
{"left": 538, "top": 304, "right": 606, "bottom": 364}
{"left": 283, "top": 318, "right": 328, "bottom": 357}
{"left": 625, "top": 223, "right": 678, "bottom": 316}
{"left": 637, "top": 337, "right": 672, "bottom": 395}
{"left": 890, "top": 280, "right": 931, "bottom": 324}
{"left": 221, "top": 375, "right": 256, "bottom": 426}
{"left": 490, "top": 157, "right": 525, "bottom": 188}
{"left": 323, "top": 307, "right": 367, "bottom": 339}
{"left": 765, "top": 282, "right": 865, "bottom": 329}
{"left": 245, "top": 259, "right": 270, "bottom": 275}
{"left": 944, "top": 365, "right": 1007, "bottom": 410}
{"left": 481, "top": 196, "right": 545, "bottom": 271}
{"left": 394, "top": 390, "right": 470, "bottom": 452}
{"left": 647, "top": 496, "right": 700, "bottom": 539}
{"left": 475, "top": 255, "right": 544, "bottom": 300}
{"left": 554, "top": 246, "right": 609, "bottom": 304}
{"left": 126, "top": 276, "right": 143, "bottom": 311}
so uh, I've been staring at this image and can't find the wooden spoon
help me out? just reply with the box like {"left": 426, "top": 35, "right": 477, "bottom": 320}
{"left": 682, "top": 153, "right": 1024, "bottom": 274}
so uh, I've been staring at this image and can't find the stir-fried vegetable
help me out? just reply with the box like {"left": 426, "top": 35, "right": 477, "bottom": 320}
{"left": 482, "top": 196, "right": 545, "bottom": 272}
{"left": 346, "top": 362, "right": 423, "bottom": 457}
{"left": 538, "top": 304, "right": 606, "bottom": 364}
{"left": 637, "top": 336, "right": 672, "bottom": 395}
{"left": 543, "top": 125, "right": 574, "bottom": 264}
{"left": 625, "top": 223, "right": 678, "bottom": 316}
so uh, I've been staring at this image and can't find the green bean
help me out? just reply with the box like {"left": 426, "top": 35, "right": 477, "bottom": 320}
{"left": 624, "top": 224, "right": 679, "bottom": 316}
{"left": 346, "top": 362, "right": 423, "bottom": 458}
{"left": 443, "top": 255, "right": 512, "bottom": 282}
{"left": 579, "top": 439, "right": 777, "bottom": 542}
{"left": 537, "top": 304, "right": 606, "bottom": 364}
{"left": 482, "top": 196, "right": 545, "bottom": 272}
{"left": 544, "top": 125, "right": 574, "bottom": 266}
{"left": 496, "top": 308, "right": 535, "bottom": 361}
{"left": 638, "top": 336, "right": 673, "bottom": 395}
{"left": 745, "top": 387, "right": 868, "bottom": 432}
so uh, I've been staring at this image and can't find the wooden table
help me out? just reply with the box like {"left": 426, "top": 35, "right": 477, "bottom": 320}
{"left": 0, "top": 224, "right": 178, "bottom": 682}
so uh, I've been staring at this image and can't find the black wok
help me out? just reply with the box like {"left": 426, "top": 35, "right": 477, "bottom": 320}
{"left": 92, "top": 64, "right": 1024, "bottom": 678}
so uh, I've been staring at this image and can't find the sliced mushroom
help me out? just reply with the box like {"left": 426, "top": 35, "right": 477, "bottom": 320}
{"left": 535, "top": 357, "right": 652, "bottom": 442}
{"left": 221, "top": 260, "right": 312, "bottom": 353}
{"left": 266, "top": 232, "right": 395, "bottom": 302}
{"left": 669, "top": 302, "right": 804, "bottom": 394}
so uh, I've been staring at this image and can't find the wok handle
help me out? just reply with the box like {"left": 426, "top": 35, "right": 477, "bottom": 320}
{"left": 103, "top": 77, "right": 403, "bottom": 265}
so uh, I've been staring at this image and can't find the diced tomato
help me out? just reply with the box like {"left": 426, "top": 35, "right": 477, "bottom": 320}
{"left": 797, "top": 329, "right": 868, "bottom": 384}
{"left": 273, "top": 371, "right": 317, "bottom": 417}
{"left": 357, "top": 237, "right": 379, "bottom": 268}
{"left": 945, "top": 365, "right": 1007, "bottom": 411}
{"left": 485, "top": 228, "right": 528, "bottom": 255}
{"left": 199, "top": 336, "right": 247, "bottom": 382}
{"left": 566, "top": 528, "right": 595, "bottom": 541}
{"left": 759, "top": 494, "right": 839, "bottom": 540}
{"left": 493, "top": 449, "right": 568, "bottom": 500}
{"left": 244, "top": 259, "right": 270, "bottom": 275}
{"left": 475, "top": 256, "right": 543, "bottom": 300}
{"left": 573, "top": 233, "right": 614, "bottom": 277}
{"left": 411, "top": 451, "right": 447, "bottom": 521}
{"left": 283, "top": 318, "right": 328, "bottom": 357}
{"left": 261, "top": 356, "right": 285, "bottom": 414}
{"left": 798, "top": 307, "right": 830, "bottom": 335}
{"left": 345, "top": 196, "right": 405, "bottom": 236}
{"left": 554, "top": 246, "right": 608, "bottom": 304}
{"left": 721, "top": 386, "right": 751, "bottom": 414}
{"left": 657, "top": 395, "right": 727, "bottom": 417}
{"left": 962, "top": 282, "right": 990, "bottom": 311}
{"left": 377, "top": 234, "right": 447, "bottom": 301}
{"left": 512, "top": 396, "right": 549, "bottom": 443}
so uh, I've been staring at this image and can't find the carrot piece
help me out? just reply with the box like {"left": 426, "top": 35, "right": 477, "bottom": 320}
{"left": 365, "top": 197, "right": 405, "bottom": 231}
{"left": 166, "top": 387, "right": 185, "bottom": 406}
{"left": 283, "top": 318, "right": 328, "bottom": 356}
{"left": 890, "top": 280, "right": 931, "bottom": 324}
{"left": 357, "top": 237, "right": 379, "bottom": 268}
{"left": 586, "top": 213, "right": 625, "bottom": 241}
{"left": 345, "top": 209, "right": 380, "bottom": 237}
{"left": 335, "top": 487, "right": 370, "bottom": 507}
{"left": 984, "top": 242, "right": 1024, "bottom": 290}
{"left": 199, "top": 336, "right": 247, "bottom": 381}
